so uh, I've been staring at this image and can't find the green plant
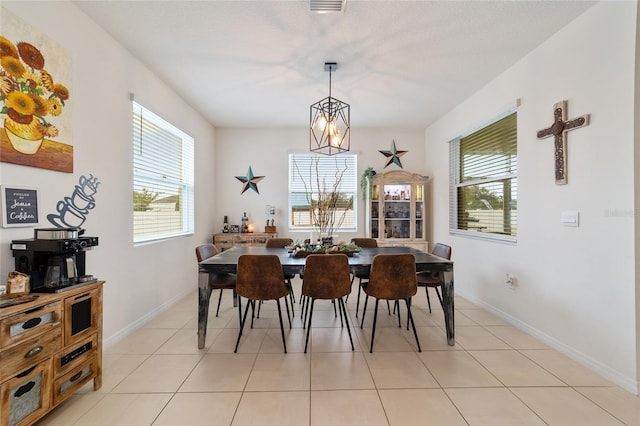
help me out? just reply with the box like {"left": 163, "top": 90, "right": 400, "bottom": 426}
{"left": 360, "top": 167, "right": 376, "bottom": 201}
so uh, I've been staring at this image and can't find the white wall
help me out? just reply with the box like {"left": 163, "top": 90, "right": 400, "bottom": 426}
{"left": 214, "top": 127, "right": 428, "bottom": 243}
{"left": 426, "top": 2, "right": 638, "bottom": 391}
{"left": 0, "top": 2, "right": 217, "bottom": 344}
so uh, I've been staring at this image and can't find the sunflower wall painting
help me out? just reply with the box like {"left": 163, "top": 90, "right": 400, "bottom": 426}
{"left": 0, "top": 7, "right": 73, "bottom": 173}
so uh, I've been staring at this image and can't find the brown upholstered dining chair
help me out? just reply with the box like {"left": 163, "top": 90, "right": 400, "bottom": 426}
{"left": 265, "top": 237, "right": 296, "bottom": 311}
{"left": 234, "top": 254, "right": 291, "bottom": 353}
{"left": 301, "top": 254, "right": 354, "bottom": 353}
{"left": 416, "top": 243, "right": 452, "bottom": 313}
{"left": 359, "top": 253, "right": 421, "bottom": 353}
{"left": 195, "top": 244, "right": 236, "bottom": 317}
{"left": 349, "top": 238, "right": 378, "bottom": 317}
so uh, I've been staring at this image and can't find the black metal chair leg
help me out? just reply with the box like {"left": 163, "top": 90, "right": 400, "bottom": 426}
{"left": 355, "top": 277, "right": 362, "bottom": 318}
{"left": 234, "top": 296, "right": 252, "bottom": 353}
{"left": 339, "top": 298, "right": 354, "bottom": 351}
{"left": 425, "top": 287, "right": 432, "bottom": 313}
{"left": 303, "top": 296, "right": 311, "bottom": 329}
{"left": 406, "top": 298, "right": 421, "bottom": 352}
{"left": 337, "top": 299, "right": 344, "bottom": 328}
{"left": 435, "top": 287, "right": 444, "bottom": 309}
{"left": 360, "top": 294, "right": 369, "bottom": 328}
{"left": 276, "top": 299, "right": 287, "bottom": 354}
{"left": 284, "top": 297, "right": 292, "bottom": 328}
{"left": 216, "top": 289, "right": 224, "bottom": 317}
{"left": 396, "top": 300, "right": 401, "bottom": 328}
{"left": 332, "top": 299, "right": 337, "bottom": 318}
{"left": 370, "top": 299, "right": 380, "bottom": 353}
{"left": 304, "top": 298, "right": 315, "bottom": 353}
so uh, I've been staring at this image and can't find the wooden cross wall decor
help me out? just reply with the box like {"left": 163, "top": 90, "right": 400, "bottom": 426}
{"left": 537, "top": 100, "right": 590, "bottom": 185}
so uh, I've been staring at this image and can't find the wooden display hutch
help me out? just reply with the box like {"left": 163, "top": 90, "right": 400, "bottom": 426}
{"left": 0, "top": 281, "right": 104, "bottom": 426}
{"left": 366, "top": 170, "right": 429, "bottom": 251}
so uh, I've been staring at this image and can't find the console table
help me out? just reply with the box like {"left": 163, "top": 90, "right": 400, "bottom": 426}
{"left": 0, "top": 281, "right": 104, "bottom": 426}
{"left": 212, "top": 232, "right": 277, "bottom": 251}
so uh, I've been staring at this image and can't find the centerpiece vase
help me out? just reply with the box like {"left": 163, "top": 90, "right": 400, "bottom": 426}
{"left": 4, "top": 119, "right": 44, "bottom": 155}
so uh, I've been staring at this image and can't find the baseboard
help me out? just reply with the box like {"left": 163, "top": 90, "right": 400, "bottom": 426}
{"left": 103, "top": 287, "right": 194, "bottom": 350}
{"left": 455, "top": 289, "right": 638, "bottom": 395}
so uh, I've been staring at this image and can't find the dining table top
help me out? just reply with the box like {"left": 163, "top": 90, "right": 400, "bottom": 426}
{"left": 198, "top": 245, "right": 453, "bottom": 275}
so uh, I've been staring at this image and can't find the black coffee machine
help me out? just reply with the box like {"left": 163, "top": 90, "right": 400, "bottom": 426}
{"left": 11, "top": 228, "right": 98, "bottom": 293}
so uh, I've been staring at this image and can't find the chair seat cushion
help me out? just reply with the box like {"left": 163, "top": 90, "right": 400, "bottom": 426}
{"left": 416, "top": 272, "right": 440, "bottom": 287}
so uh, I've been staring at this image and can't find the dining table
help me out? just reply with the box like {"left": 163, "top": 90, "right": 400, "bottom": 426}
{"left": 197, "top": 245, "right": 454, "bottom": 349}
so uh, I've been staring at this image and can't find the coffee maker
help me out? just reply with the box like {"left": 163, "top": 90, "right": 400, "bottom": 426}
{"left": 11, "top": 229, "right": 98, "bottom": 292}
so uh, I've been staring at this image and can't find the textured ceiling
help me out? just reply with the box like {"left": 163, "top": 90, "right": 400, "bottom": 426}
{"left": 73, "top": 0, "right": 595, "bottom": 128}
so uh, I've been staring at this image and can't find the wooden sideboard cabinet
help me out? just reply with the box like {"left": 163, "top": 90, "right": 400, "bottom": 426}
{"left": 0, "top": 281, "right": 104, "bottom": 426}
{"left": 213, "top": 232, "right": 277, "bottom": 251}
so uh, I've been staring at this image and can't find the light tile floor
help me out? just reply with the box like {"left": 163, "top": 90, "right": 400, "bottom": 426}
{"left": 37, "top": 278, "right": 640, "bottom": 425}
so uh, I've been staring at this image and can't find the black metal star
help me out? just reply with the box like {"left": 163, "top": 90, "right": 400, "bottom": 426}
{"left": 379, "top": 140, "right": 407, "bottom": 168}
{"left": 235, "top": 166, "right": 265, "bottom": 194}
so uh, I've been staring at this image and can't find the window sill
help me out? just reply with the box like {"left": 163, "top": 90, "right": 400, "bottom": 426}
{"left": 449, "top": 229, "right": 516, "bottom": 245}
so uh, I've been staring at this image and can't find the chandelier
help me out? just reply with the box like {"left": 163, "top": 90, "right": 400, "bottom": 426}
{"left": 310, "top": 62, "right": 350, "bottom": 155}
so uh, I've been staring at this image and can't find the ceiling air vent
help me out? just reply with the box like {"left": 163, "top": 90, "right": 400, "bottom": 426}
{"left": 309, "top": 0, "right": 346, "bottom": 14}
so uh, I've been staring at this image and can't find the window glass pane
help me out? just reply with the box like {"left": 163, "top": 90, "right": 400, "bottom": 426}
{"left": 288, "top": 153, "right": 357, "bottom": 233}
{"left": 133, "top": 102, "right": 194, "bottom": 243}
{"left": 450, "top": 111, "right": 517, "bottom": 240}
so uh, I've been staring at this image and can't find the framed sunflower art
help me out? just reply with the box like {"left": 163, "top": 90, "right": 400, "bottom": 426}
{"left": 0, "top": 7, "right": 73, "bottom": 173}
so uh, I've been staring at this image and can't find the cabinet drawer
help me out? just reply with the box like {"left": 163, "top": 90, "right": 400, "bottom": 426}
{"left": 53, "top": 356, "right": 98, "bottom": 405}
{"left": 0, "top": 302, "right": 62, "bottom": 349}
{"left": 0, "top": 359, "right": 52, "bottom": 426}
{"left": 0, "top": 328, "right": 62, "bottom": 383}
{"left": 53, "top": 333, "right": 98, "bottom": 377}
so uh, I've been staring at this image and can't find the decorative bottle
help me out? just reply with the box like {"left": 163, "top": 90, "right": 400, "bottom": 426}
{"left": 222, "top": 216, "right": 229, "bottom": 233}
{"left": 241, "top": 212, "right": 248, "bottom": 233}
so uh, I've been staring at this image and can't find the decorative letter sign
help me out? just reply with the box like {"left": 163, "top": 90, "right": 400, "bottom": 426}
{"left": 537, "top": 100, "right": 590, "bottom": 185}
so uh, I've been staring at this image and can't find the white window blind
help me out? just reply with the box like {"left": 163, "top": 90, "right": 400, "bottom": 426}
{"left": 288, "top": 153, "right": 357, "bottom": 233}
{"left": 450, "top": 111, "right": 517, "bottom": 242}
{"left": 133, "top": 101, "right": 194, "bottom": 243}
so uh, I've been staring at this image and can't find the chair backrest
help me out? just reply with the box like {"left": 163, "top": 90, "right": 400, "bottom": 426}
{"left": 236, "top": 255, "right": 288, "bottom": 300}
{"left": 302, "top": 254, "right": 351, "bottom": 300}
{"left": 350, "top": 238, "right": 378, "bottom": 248}
{"left": 431, "top": 243, "right": 452, "bottom": 260}
{"left": 196, "top": 243, "right": 219, "bottom": 262}
{"left": 265, "top": 238, "right": 294, "bottom": 248}
{"left": 368, "top": 254, "right": 417, "bottom": 300}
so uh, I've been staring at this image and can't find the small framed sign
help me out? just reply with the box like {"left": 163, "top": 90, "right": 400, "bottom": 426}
{"left": 1, "top": 185, "right": 39, "bottom": 227}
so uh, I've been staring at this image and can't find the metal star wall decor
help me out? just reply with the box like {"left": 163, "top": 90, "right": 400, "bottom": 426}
{"left": 235, "top": 166, "right": 264, "bottom": 194}
{"left": 379, "top": 140, "right": 407, "bottom": 168}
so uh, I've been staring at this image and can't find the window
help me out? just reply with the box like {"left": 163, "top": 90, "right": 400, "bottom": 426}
{"left": 288, "top": 153, "right": 357, "bottom": 234}
{"left": 449, "top": 111, "right": 517, "bottom": 242}
{"left": 132, "top": 101, "right": 194, "bottom": 243}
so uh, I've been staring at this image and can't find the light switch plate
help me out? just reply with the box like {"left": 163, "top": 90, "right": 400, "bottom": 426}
{"left": 561, "top": 211, "right": 579, "bottom": 227}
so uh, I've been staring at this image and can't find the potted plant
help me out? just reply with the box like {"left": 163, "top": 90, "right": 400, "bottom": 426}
{"left": 360, "top": 167, "right": 376, "bottom": 201}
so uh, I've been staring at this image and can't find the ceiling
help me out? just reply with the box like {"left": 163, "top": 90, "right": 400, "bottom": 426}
{"left": 73, "top": 0, "right": 595, "bottom": 129}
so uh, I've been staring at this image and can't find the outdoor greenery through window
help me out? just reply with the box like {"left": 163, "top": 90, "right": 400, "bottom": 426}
{"left": 449, "top": 111, "right": 517, "bottom": 242}
{"left": 288, "top": 153, "right": 357, "bottom": 236}
{"left": 133, "top": 101, "right": 194, "bottom": 243}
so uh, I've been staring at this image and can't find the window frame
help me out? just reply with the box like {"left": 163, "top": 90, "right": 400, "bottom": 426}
{"left": 132, "top": 101, "right": 195, "bottom": 244}
{"left": 449, "top": 108, "right": 518, "bottom": 244}
{"left": 288, "top": 153, "right": 358, "bottom": 235}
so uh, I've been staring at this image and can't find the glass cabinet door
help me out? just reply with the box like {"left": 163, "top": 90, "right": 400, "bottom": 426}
{"left": 367, "top": 170, "right": 427, "bottom": 245}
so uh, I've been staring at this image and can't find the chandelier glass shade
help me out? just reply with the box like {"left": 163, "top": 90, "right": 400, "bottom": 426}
{"left": 310, "top": 63, "right": 350, "bottom": 155}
